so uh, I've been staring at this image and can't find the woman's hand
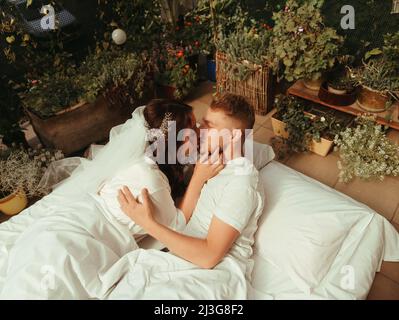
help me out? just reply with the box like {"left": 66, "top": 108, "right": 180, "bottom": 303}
{"left": 117, "top": 187, "right": 155, "bottom": 230}
{"left": 193, "top": 150, "right": 225, "bottom": 185}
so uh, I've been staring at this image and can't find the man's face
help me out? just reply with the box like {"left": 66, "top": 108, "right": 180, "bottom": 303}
{"left": 200, "top": 108, "right": 245, "bottom": 155}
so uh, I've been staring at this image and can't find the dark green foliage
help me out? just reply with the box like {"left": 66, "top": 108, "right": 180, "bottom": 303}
{"left": 0, "top": 79, "right": 26, "bottom": 147}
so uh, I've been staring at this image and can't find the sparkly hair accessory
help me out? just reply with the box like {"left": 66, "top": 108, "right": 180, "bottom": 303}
{"left": 146, "top": 112, "right": 173, "bottom": 141}
{"left": 160, "top": 112, "right": 173, "bottom": 135}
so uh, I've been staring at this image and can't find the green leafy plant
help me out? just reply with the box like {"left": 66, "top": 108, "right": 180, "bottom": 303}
{"left": 79, "top": 50, "right": 149, "bottom": 107}
{"left": 350, "top": 32, "right": 399, "bottom": 98}
{"left": 174, "top": 9, "right": 214, "bottom": 56}
{"left": 155, "top": 47, "right": 197, "bottom": 100}
{"left": 350, "top": 58, "right": 399, "bottom": 94}
{"left": 326, "top": 55, "right": 355, "bottom": 92}
{"left": 268, "top": 0, "right": 343, "bottom": 82}
{"left": 96, "top": 0, "right": 163, "bottom": 53}
{"left": 0, "top": 147, "right": 63, "bottom": 199}
{"left": 21, "top": 50, "right": 149, "bottom": 118}
{"left": 274, "top": 96, "right": 314, "bottom": 153}
{"left": 383, "top": 32, "right": 399, "bottom": 69}
{"left": 274, "top": 95, "right": 348, "bottom": 155}
{"left": 334, "top": 116, "right": 399, "bottom": 182}
{"left": 327, "top": 73, "right": 354, "bottom": 92}
{"left": 0, "top": 79, "right": 26, "bottom": 147}
{"left": 217, "top": 27, "right": 273, "bottom": 81}
{"left": 1, "top": 0, "right": 79, "bottom": 81}
{"left": 177, "top": 0, "right": 251, "bottom": 56}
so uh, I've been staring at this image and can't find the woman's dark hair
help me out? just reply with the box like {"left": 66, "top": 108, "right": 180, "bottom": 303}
{"left": 144, "top": 99, "right": 194, "bottom": 201}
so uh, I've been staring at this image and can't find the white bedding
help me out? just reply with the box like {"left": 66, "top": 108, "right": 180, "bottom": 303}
{"left": 0, "top": 161, "right": 398, "bottom": 300}
{"left": 0, "top": 191, "right": 249, "bottom": 299}
{"left": 249, "top": 161, "right": 399, "bottom": 300}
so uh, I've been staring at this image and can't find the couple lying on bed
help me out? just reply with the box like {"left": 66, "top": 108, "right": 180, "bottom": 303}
{"left": 0, "top": 93, "right": 265, "bottom": 299}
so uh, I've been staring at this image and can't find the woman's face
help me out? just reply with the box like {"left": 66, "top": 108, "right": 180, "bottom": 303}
{"left": 178, "top": 111, "right": 199, "bottom": 159}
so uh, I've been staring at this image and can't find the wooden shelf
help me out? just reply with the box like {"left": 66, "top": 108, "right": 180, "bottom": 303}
{"left": 287, "top": 81, "right": 399, "bottom": 131}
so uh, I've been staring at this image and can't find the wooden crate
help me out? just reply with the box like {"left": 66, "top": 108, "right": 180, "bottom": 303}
{"left": 271, "top": 116, "right": 334, "bottom": 157}
{"left": 216, "top": 51, "right": 275, "bottom": 116}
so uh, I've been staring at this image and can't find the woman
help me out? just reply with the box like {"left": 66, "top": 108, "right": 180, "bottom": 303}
{"left": 0, "top": 99, "right": 222, "bottom": 299}
{"left": 89, "top": 99, "right": 200, "bottom": 240}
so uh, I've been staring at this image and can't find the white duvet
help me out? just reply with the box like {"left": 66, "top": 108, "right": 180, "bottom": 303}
{"left": 0, "top": 161, "right": 398, "bottom": 300}
{"left": 0, "top": 191, "right": 248, "bottom": 299}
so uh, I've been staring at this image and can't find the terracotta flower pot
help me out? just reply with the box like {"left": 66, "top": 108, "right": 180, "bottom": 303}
{"left": 303, "top": 77, "right": 323, "bottom": 91}
{"left": 357, "top": 86, "right": 390, "bottom": 113}
{"left": 0, "top": 189, "right": 28, "bottom": 216}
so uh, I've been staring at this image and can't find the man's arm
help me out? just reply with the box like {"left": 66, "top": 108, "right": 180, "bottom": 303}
{"left": 146, "top": 215, "right": 239, "bottom": 269}
{"left": 118, "top": 188, "right": 238, "bottom": 269}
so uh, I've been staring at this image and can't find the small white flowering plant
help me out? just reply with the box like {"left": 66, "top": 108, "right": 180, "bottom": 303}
{"left": 334, "top": 116, "right": 399, "bottom": 183}
{"left": 0, "top": 146, "right": 64, "bottom": 199}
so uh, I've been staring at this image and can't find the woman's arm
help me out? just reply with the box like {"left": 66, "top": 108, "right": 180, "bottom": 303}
{"left": 178, "top": 154, "right": 224, "bottom": 223}
{"left": 118, "top": 188, "right": 238, "bottom": 269}
{"left": 177, "top": 173, "right": 206, "bottom": 224}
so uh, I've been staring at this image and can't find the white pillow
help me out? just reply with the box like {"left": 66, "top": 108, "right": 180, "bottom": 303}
{"left": 252, "top": 142, "right": 275, "bottom": 170}
{"left": 255, "top": 162, "right": 374, "bottom": 294}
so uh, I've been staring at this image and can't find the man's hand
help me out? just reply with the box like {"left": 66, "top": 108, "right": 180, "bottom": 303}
{"left": 117, "top": 187, "right": 155, "bottom": 229}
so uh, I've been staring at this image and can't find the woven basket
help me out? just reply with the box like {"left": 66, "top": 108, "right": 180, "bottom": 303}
{"left": 216, "top": 51, "right": 274, "bottom": 116}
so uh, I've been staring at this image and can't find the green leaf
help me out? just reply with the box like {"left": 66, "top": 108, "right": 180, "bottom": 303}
{"left": 6, "top": 36, "right": 15, "bottom": 44}
{"left": 283, "top": 58, "right": 293, "bottom": 67}
{"left": 365, "top": 48, "right": 383, "bottom": 60}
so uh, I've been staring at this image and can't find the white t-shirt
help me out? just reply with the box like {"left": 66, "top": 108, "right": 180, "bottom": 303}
{"left": 182, "top": 157, "right": 265, "bottom": 273}
{"left": 92, "top": 157, "right": 185, "bottom": 236}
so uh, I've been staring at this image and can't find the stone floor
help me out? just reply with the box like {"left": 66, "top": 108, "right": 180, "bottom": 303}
{"left": 1, "top": 81, "right": 399, "bottom": 299}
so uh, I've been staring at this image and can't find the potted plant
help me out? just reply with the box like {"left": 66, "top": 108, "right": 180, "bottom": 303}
{"left": 271, "top": 96, "right": 349, "bottom": 157}
{"left": 155, "top": 46, "right": 198, "bottom": 100}
{"left": 268, "top": 0, "right": 343, "bottom": 90}
{"left": 334, "top": 116, "right": 399, "bottom": 182}
{"left": 21, "top": 50, "right": 152, "bottom": 155}
{"left": 216, "top": 26, "right": 274, "bottom": 115}
{"left": 327, "top": 73, "right": 354, "bottom": 95}
{"left": 0, "top": 147, "right": 63, "bottom": 216}
{"left": 179, "top": 0, "right": 249, "bottom": 82}
{"left": 349, "top": 32, "right": 399, "bottom": 113}
{"left": 318, "top": 56, "right": 358, "bottom": 106}
{"left": 350, "top": 58, "right": 399, "bottom": 113}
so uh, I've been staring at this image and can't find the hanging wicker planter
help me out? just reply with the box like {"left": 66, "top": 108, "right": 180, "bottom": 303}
{"left": 216, "top": 51, "right": 275, "bottom": 116}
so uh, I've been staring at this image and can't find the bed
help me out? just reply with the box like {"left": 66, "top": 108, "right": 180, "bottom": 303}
{"left": 0, "top": 160, "right": 398, "bottom": 300}
{"left": 139, "top": 160, "right": 399, "bottom": 300}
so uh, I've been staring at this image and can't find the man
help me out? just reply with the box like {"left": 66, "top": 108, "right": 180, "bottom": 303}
{"left": 118, "top": 93, "right": 265, "bottom": 276}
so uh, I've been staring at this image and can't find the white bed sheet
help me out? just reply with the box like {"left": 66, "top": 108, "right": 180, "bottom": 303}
{"left": 249, "top": 161, "right": 399, "bottom": 300}
{"left": 1, "top": 161, "right": 398, "bottom": 300}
